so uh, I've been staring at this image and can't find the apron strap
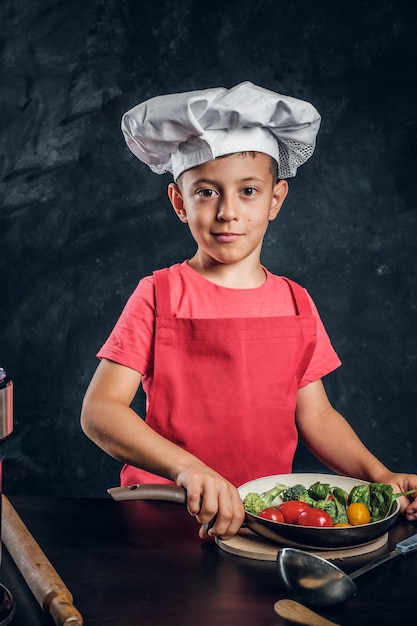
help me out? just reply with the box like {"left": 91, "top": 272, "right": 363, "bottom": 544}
{"left": 281, "top": 277, "right": 313, "bottom": 316}
{"left": 281, "top": 278, "right": 316, "bottom": 382}
{"left": 153, "top": 268, "right": 172, "bottom": 318}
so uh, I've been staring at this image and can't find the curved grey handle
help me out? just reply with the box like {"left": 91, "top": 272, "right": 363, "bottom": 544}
{"left": 349, "top": 549, "right": 400, "bottom": 580}
{"left": 350, "top": 532, "right": 417, "bottom": 580}
{"left": 108, "top": 483, "right": 187, "bottom": 504}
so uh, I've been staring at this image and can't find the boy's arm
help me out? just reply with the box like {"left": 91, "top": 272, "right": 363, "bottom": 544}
{"left": 295, "top": 380, "right": 417, "bottom": 520}
{"left": 80, "top": 358, "right": 244, "bottom": 537}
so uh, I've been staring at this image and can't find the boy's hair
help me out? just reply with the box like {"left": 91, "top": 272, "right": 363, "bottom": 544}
{"left": 177, "top": 152, "right": 279, "bottom": 188}
{"left": 233, "top": 152, "right": 278, "bottom": 184}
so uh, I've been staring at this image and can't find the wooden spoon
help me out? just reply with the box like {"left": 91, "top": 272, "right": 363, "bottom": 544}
{"left": 274, "top": 599, "right": 341, "bottom": 626}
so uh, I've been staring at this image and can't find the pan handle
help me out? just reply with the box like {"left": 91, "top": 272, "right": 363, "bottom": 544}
{"left": 108, "top": 483, "right": 187, "bottom": 504}
{"left": 108, "top": 484, "right": 247, "bottom": 532}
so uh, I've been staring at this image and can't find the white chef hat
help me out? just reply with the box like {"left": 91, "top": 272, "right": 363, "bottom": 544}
{"left": 121, "top": 81, "right": 321, "bottom": 181}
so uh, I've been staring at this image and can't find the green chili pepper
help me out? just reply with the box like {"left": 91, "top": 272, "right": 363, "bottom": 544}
{"left": 348, "top": 483, "right": 417, "bottom": 522}
{"left": 348, "top": 484, "right": 371, "bottom": 509}
{"left": 369, "top": 483, "right": 394, "bottom": 521}
{"left": 308, "top": 481, "right": 331, "bottom": 502}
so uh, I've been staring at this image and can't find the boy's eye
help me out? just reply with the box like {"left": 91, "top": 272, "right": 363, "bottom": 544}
{"left": 196, "top": 188, "right": 217, "bottom": 197}
{"left": 242, "top": 187, "right": 256, "bottom": 196}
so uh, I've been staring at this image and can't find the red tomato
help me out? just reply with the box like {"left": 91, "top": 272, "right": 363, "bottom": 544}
{"left": 278, "top": 501, "right": 311, "bottom": 524}
{"left": 258, "top": 507, "right": 285, "bottom": 523}
{"left": 298, "top": 508, "right": 334, "bottom": 527}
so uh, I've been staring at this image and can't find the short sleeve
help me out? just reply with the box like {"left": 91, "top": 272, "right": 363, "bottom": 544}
{"left": 97, "top": 276, "right": 156, "bottom": 376}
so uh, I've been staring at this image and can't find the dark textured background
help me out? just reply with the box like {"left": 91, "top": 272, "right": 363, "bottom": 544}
{"left": 1, "top": 0, "right": 416, "bottom": 497}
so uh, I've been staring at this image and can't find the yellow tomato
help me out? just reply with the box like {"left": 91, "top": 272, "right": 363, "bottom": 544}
{"left": 334, "top": 522, "right": 351, "bottom": 527}
{"left": 347, "top": 502, "right": 371, "bottom": 525}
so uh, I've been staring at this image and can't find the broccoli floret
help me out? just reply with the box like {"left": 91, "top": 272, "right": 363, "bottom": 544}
{"left": 314, "top": 498, "right": 348, "bottom": 525}
{"left": 281, "top": 484, "right": 315, "bottom": 506}
{"left": 243, "top": 483, "right": 287, "bottom": 515}
{"left": 313, "top": 499, "right": 338, "bottom": 523}
{"left": 242, "top": 493, "right": 267, "bottom": 515}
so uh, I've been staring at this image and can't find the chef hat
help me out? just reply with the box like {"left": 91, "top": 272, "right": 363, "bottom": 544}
{"left": 121, "top": 81, "right": 321, "bottom": 181}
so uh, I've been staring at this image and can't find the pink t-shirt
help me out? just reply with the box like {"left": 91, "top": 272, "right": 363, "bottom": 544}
{"left": 98, "top": 261, "right": 341, "bottom": 388}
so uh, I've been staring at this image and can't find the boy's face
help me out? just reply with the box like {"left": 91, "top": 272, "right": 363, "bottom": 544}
{"left": 168, "top": 152, "right": 288, "bottom": 270}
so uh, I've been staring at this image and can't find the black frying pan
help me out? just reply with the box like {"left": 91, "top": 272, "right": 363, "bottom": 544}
{"left": 108, "top": 472, "right": 400, "bottom": 550}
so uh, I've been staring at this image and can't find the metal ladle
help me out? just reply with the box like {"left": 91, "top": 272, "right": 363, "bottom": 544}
{"left": 277, "top": 532, "right": 417, "bottom": 606}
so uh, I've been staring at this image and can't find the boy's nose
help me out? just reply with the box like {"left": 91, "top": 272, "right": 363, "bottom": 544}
{"left": 217, "top": 195, "right": 237, "bottom": 221}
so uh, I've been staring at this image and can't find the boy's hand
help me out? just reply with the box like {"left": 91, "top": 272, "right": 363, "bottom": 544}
{"left": 378, "top": 472, "right": 417, "bottom": 521}
{"left": 175, "top": 464, "right": 245, "bottom": 539}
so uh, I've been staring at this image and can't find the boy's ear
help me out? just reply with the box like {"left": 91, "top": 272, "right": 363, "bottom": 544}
{"left": 269, "top": 179, "right": 289, "bottom": 221}
{"left": 168, "top": 183, "right": 188, "bottom": 223}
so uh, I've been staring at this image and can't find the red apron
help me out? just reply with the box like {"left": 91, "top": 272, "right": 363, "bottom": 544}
{"left": 121, "top": 269, "right": 317, "bottom": 487}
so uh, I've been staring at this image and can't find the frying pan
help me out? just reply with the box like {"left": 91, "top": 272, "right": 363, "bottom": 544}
{"left": 108, "top": 473, "right": 400, "bottom": 550}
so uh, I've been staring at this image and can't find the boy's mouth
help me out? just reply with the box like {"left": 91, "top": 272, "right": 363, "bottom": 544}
{"left": 212, "top": 232, "right": 242, "bottom": 243}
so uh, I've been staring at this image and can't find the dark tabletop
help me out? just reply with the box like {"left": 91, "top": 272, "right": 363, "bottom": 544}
{"left": 1, "top": 496, "right": 416, "bottom": 626}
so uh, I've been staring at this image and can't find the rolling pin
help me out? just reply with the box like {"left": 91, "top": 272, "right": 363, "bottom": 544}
{"left": 2, "top": 495, "right": 83, "bottom": 626}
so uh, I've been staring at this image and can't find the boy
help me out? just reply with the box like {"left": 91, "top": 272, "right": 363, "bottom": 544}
{"left": 81, "top": 82, "right": 417, "bottom": 539}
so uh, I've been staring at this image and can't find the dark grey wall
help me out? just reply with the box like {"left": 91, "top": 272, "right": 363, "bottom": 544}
{"left": 1, "top": 0, "right": 416, "bottom": 497}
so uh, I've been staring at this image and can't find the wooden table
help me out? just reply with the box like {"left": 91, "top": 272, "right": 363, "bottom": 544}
{"left": 2, "top": 496, "right": 416, "bottom": 625}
